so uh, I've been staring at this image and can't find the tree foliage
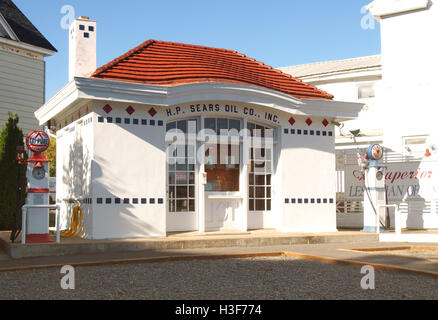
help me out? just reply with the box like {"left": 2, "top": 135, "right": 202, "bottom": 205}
{"left": 46, "top": 136, "right": 56, "bottom": 177}
{"left": 0, "top": 113, "right": 26, "bottom": 230}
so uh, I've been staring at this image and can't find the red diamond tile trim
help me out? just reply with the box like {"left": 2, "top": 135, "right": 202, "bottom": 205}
{"left": 322, "top": 119, "right": 329, "bottom": 127}
{"left": 148, "top": 107, "right": 157, "bottom": 117}
{"left": 288, "top": 117, "right": 295, "bottom": 126}
{"left": 305, "top": 118, "right": 312, "bottom": 126}
{"left": 103, "top": 104, "right": 112, "bottom": 114}
{"left": 126, "top": 105, "right": 135, "bottom": 115}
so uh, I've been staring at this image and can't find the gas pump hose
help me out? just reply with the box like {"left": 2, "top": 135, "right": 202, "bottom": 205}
{"left": 61, "top": 203, "right": 83, "bottom": 238}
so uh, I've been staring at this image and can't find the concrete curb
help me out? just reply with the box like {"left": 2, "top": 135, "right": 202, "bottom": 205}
{"left": 1, "top": 250, "right": 436, "bottom": 278}
{"left": 0, "top": 251, "right": 285, "bottom": 273}
{"left": 282, "top": 251, "right": 438, "bottom": 277}
{"left": 0, "top": 231, "right": 378, "bottom": 259}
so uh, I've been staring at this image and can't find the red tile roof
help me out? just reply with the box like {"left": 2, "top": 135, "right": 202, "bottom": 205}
{"left": 91, "top": 40, "right": 333, "bottom": 100}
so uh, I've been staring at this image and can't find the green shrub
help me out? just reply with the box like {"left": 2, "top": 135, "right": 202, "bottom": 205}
{"left": 0, "top": 113, "right": 26, "bottom": 230}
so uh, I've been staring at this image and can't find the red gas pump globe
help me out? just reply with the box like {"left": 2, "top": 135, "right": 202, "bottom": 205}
{"left": 26, "top": 130, "right": 50, "bottom": 153}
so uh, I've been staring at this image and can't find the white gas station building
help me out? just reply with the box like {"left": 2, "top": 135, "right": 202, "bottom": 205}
{"left": 34, "top": 17, "right": 363, "bottom": 239}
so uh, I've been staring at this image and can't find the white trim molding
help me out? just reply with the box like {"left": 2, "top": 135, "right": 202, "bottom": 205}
{"left": 0, "top": 35, "right": 56, "bottom": 57}
{"left": 0, "top": 12, "right": 18, "bottom": 40}
{"left": 35, "top": 77, "right": 364, "bottom": 125}
{"left": 367, "top": 0, "right": 431, "bottom": 19}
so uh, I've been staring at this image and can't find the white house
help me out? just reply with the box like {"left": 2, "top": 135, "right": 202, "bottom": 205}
{"left": 0, "top": 0, "right": 56, "bottom": 133}
{"left": 279, "top": 0, "right": 438, "bottom": 230}
{"left": 35, "top": 17, "right": 362, "bottom": 239}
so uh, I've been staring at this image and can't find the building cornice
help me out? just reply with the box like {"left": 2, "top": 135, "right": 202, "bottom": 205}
{"left": 367, "top": 0, "right": 431, "bottom": 19}
{"left": 35, "top": 77, "right": 363, "bottom": 125}
{"left": 298, "top": 67, "right": 382, "bottom": 85}
{"left": 0, "top": 35, "right": 56, "bottom": 57}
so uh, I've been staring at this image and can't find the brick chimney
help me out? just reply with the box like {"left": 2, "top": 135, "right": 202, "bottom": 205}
{"left": 69, "top": 16, "right": 96, "bottom": 80}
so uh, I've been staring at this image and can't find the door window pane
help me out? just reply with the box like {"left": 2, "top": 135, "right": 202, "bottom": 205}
{"left": 166, "top": 121, "right": 176, "bottom": 132}
{"left": 205, "top": 118, "right": 216, "bottom": 133}
{"left": 229, "top": 119, "right": 241, "bottom": 132}
{"left": 189, "top": 186, "right": 195, "bottom": 198}
{"left": 217, "top": 118, "right": 228, "bottom": 133}
{"left": 177, "top": 120, "right": 187, "bottom": 133}
{"left": 189, "top": 199, "right": 195, "bottom": 211}
{"left": 176, "top": 186, "right": 188, "bottom": 198}
{"left": 176, "top": 199, "right": 188, "bottom": 212}
{"left": 168, "top": 172, "right": 175, "bottom": 185}
{"left": 255, "top": 199, "right": 265, "bottom": 211}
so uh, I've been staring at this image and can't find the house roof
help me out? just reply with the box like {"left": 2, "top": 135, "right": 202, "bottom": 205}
{"left": 0, "top": 0, "right": 56, "bottom": 52}
{"left": 278, "top": 55, "right": 381, "bottom": 78}
{"left": 91, "top": 39, "right": 333, "bottom": 100}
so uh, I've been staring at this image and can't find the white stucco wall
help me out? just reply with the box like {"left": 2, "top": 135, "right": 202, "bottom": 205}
{"left": 279, "top": 114, "right": 337, "bottom": 233}
{"left": 56, "top": 112, "right": 94, "bottom": 237}
{"left": 91, "top": 102, "right": 166, "bottom": 239}
{"left": 302, "top": 74, "right": 382, "bottom": 141}
{"left": 378, "top": 1, "right": 438, "bottom": 146}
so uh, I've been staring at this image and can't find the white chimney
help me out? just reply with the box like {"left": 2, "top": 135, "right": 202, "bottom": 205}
{"left": 69, "top": 16, "right": 96, "bottom": 81}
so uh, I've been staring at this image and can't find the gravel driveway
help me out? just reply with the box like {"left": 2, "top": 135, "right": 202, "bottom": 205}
{"left": 0, "top": 256, "right": 437, "bottom": 300}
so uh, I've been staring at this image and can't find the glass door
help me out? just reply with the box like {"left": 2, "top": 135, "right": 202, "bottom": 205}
{"left": 166, "top": 119, "right": 198, "bottom": 232}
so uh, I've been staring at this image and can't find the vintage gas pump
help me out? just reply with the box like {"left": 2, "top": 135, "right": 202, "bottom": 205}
{"left": 24, "top": 130, "right": 51, "bottom": 243}
{"left": 362, "top": 143, "right": 387, "bottom": 233}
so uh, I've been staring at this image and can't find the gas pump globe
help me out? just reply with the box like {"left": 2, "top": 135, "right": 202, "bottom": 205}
{"left": 362, "top": 143, "right": 387, "bottom": 233}
{"left": 25, "top": 130, "right": 51, "bottom": 243}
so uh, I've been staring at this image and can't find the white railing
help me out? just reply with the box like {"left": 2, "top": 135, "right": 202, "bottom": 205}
{"left": 376, "top": 204, "right": 400, "bottom": 234}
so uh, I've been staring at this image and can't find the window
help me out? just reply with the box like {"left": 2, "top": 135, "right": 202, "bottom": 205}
{"left": 247, "top": 122, "right": 274, "bottom": 212}
{"left": 205, "top": 143, "right": 240, "bottom": 191}
{"left": 167, "top": 119, "right": 197, "bottom": 212}
{"left": 204, "top": 118, "right": 241, "bottom": 192}
{"left": 249, "top": 147, "right": 272, "bottom": 211}
{"left": 403, "top": 136, "right": 427, "bottom": 146}
{"left": 204, "top": 118, "right": 240, "bottom": 135}
{"left": 358, "top": 84, "right": 375, "bottom": 99}
{"left": 166, "top": 119, "right": 197, "bottom": 134}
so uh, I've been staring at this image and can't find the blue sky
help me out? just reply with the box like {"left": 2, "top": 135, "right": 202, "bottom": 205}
{"left": 13, "top": 0, "right": 381, "bottom": 100}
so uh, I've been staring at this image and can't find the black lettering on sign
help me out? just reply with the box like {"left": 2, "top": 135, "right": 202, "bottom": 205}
{"left": 166, "top": 104, "right": 279, "bottom": 124}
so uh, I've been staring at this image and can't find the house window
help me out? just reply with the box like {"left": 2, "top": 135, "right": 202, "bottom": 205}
{"left": 403, "top": 136, "right": 427, "bottom": 146}
{"left": 358, "top": 84, "right": 375, "bottom": 99}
